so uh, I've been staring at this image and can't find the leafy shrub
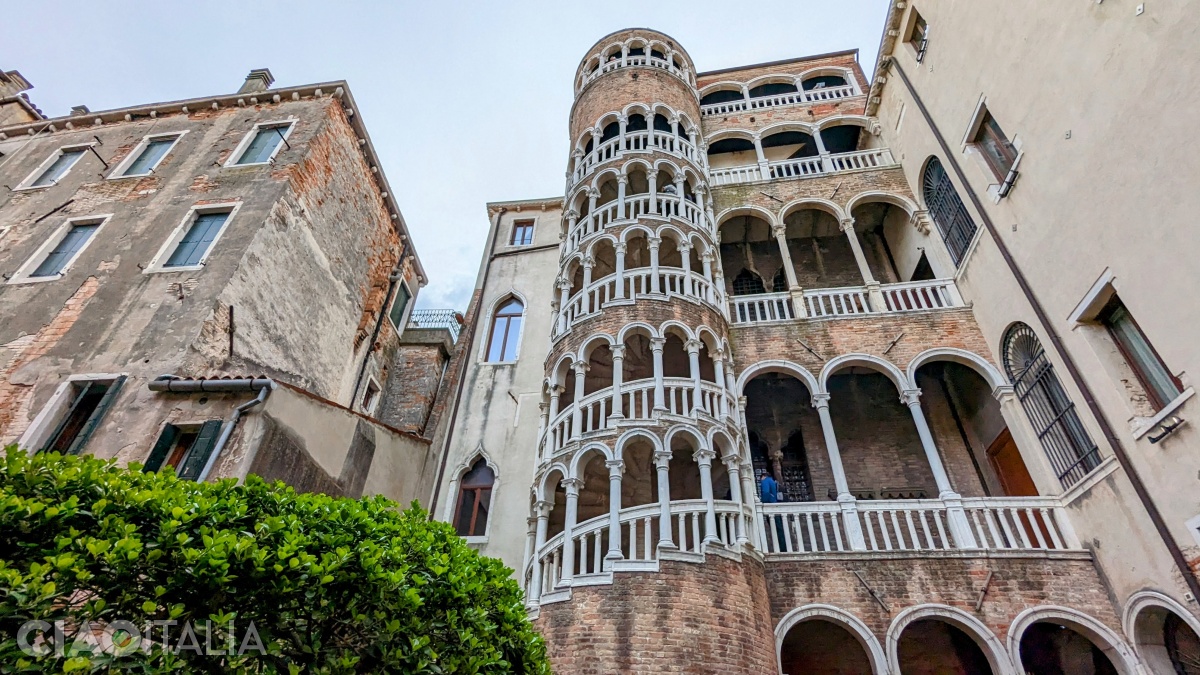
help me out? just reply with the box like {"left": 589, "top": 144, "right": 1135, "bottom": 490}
{"left": 0, "top": 447, "right": 549, "bottom": 674}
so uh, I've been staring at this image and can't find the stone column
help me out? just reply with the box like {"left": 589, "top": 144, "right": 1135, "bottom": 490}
{"left": 559, "top": 478, "right": 582, "bottom": 586}
{"left": 686, "top": 339, "right": 704, "bottom": 416}
{"left": 840, "top": 217, "right": 885, "bottom": 311}
{"left": 548, "top": 385, "right": 562, "bottom": 450}
{"left": 812, "top": 392, "right": 866, "bottom": 550}
{"left": 701, "top": 251, "right": 715, "bottom": 303}
{"left": 617, "top": 114, "right": 628, "bottom": 152}
{"left": 814, "top": 129, "right": 834, "bottom": 172}
{"left": 695, "top": 448, "right": 721, "bottom": 544}
{"left": 654, "top": 450, "right": 675, "bottom": 548}
{"left": 557, "top": 278, "right": 572, "bottom": 334}
{"left": 651, "top": 337, "right": 666, "bottom": 412}
{"left": 616, "top": 175, "right": 628, "bottom": 220}
{"left": 571, "top": 360, "right": 588, "bottom": 438}
{"left": 673, "top": 173, "right": 686, "bottom": 218}
{"left": 902, "top": 388, "right": 977, "bottom": 548}
{"left": 537, "top": 401, "right": 549, "bottom": 459}
{"left": 528, "top": 500, "right": 551, "bottom": 602}
{"left": 772, "top": 224, "right": 800, "bottom": 290}
{"left": 523, "top": 514, "right": 537, "bottom": 602}
{"left": 647, "top": 169, "right": 659, "bottom": 214}
{"left": 610, "top": 345, "right": 625, "bottom": 421}
{"left": 587, "top": 189, "right": 600, "bottom": 229}
{"left": 713, "top": 349, "right": 730, "bottom": 418}
{"left": 648, "top": 236, "right": 662, "bottom": 294}
{"left": 614, "top": 242, "right": 627, "bottom": 299}
{"left": 606, "top": 459, "right": 625, "bottom": 561}
{"left": 581, "top": 256, "right": 594, "bottom": 315}
{"left": 753, "top": 134, "right": 770, "bottom": 178}
{"left": 723, "top": 455, "right": 748, "bottom": 546}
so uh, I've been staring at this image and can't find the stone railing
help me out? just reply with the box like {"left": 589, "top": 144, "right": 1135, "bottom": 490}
{"left": 728, "top": 279, "right": 963, "bottom": 326}
{"left": 405, "top": 309, "right": 461, "bottom": 342}
{"left": 579, "top": 54, "right": 691, "bottom": 93}
{"left": 556, "top": 268, "right": 721, "bottom": 337}
{"left": 700, "top": 83, "right": 859, "bottom": 116}
{"left": 709, "top": 148, "right": 896, "bottom": 187}
{"left": 566, "top": 193, "right": 712, "bottom": 251}
{"left": 571, "top": 130, "right": 701, "bottom": 186}
{"left": 758, "top": 496, "right": 1080, "bottom": 555}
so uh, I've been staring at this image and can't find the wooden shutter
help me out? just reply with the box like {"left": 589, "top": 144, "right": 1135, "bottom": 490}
{"left": 143, "top": 425, "right": 180, "bottom": 472}
{"left": 177, "top": 419, "right": 223, "bottom": 481}
{"left": 65, "top": 375, "right": 126, "bottom": 456}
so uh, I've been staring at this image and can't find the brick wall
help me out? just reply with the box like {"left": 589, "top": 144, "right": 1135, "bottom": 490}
{"left": 536, "top": 554, "right": 778, "bottom": 675}
{"left": 378, "top": 332, "right": 450, "bottom": 435}
{"left": 572, "top": 66, "right": 701, "bottom": 147}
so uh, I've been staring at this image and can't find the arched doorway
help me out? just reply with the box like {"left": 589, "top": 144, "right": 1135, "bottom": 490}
{"left": 1128, "top": 595, "right": 1200, "bottom": 675}
{"left": 780, "top": 618, "right": 874, "bottom": 675}
{"left": 897, "top": 619, "right": 994, "bottom": 675}
{"left": 1019, "top": 621, "right": 1121, "bottom": 675}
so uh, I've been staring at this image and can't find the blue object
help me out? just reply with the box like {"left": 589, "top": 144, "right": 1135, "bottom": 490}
{"left": 760, "top": 475, "right": 779, "bottom": 503}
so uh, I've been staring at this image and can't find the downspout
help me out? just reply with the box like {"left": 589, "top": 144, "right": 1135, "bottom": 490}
{"left": 887, "top": 59, "right": 1200, "bottom": 600}
{"left": 428, "top": 207, "right": 507, "bottom": 518}
{"left": 350, "top": 253, "right": 406, "bottom": 410}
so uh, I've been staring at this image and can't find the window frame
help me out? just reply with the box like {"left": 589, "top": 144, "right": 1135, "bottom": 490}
{"left": 1098, "top": 296, "right": 1183, "bottom": 412}
{"left": 7, "top": 214, "right": 113, "bottom": 285}
{"left": 509, "top": 219, "right": 536, "bottom": 247}
{"left": 483, "top": 296, "right": 525, "bottom": 364}
{"left": 452, "top": 458, "right": 496, "bottom": 539}
{"left": 387, "top": 279, "right": 414, "bottom": 332}
{"left": 144, "top": 202, "right": 241, "bottom": 274}
{"left": 970, "top": 110, "right": 1018, "bottom": 180}
{"left": 108, "top": 131, "right": 187, "bottom": 179}
{"left": 360, "top": 376, "right": 382, "bottom": 415}
{"left": 904, "top": 8, "right": 929, "bottom": 62}
{"left": 16, "top": 373, "right": 128, "bottom": 455}
{"left": 15, "top": 143, "right": 95, "bottom": 191}
{"left": 224, "top": 119, "right": 296, "bottom": 167}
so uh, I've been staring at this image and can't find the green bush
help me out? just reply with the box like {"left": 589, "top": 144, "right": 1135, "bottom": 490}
{"left": 0, "top": 447, "right": 549, "bottom": 674}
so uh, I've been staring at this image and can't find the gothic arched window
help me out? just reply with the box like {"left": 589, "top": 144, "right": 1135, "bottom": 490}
{"left": 486, "top": 298, "right": 524, "bottom": 362}
{"left": 454, "top": 458, "right": 495, "bottom": 537}
{"left": 732, "top": 269, "right": 766, "bottom": 296}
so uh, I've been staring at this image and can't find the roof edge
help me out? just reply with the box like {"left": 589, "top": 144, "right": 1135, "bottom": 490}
{"left": 697, "top": 48, "right": 860, "bottom": 79}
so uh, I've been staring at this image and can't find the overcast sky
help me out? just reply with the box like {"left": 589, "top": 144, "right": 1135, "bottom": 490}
{"left": 6, "top": 0, "right": 889, "bottom": 310}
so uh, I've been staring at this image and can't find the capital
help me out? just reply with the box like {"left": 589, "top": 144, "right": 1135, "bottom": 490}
{"left": 900, "top": 389, "right": 923, "bottom": 406}
{"left": 588, "top": 188, "right": 601, "bottom": 199}
{"left": 617, "top": 114, "right": 628, "bottom": 124}
{"left": 991, "top": 385, "right": 1016, "bottom": 404}
{"left": 582, "top": 255, "right": 595, "bottom": 268}
{"left": 572, "top": 359, "right": 590, "bottom": 374}
{"left": 561, "top": 477, "right": 584, "bottom": 495}
{"left": 693, "top": 448, "right": 717, "bottom": 466}
{"left": 653, "top": 449, "right": 673, "bottom": 469}
{"left": 647, "top": 169, "right": 659, "bottom": 180}
{"left": 909, "top": 209, "right": 932, "bottom": 234}
{"left": 566, "top": 209, "right": 578, "bottom": 220}
{"left": 650, "top": 337, "right": 666, "bottom": 351}
{"left": 615, "top": 242, "right": 628, "bottom": 254}
{"left": 839, "top": 218, "right": 856, "bottom": 232}
{"left": 722, "top": 454, "right": 742, "bottom": 471}
{"left": 811, "top": 392, "right": 831, "bottom": 409}
{"left": 550, "top": 385, "right": 565, "bottom": 396}
{"left": 678, "top": 242, "right": 691, "bottom": 253}
{"left": 535, "top": 500, "right": 553, "bottom": 517}
{"left": 617, "top": 175, "right": 628, "bottom": 185}
{"left": 685, "top": 339, "right": 703, "bottom": 355}
{"left": 771, "top": 224, "right": 787, "bottom": 238}
{"left": 606, "top": 459, "right": 625, "bottom": 477}
{"left": 611, "top": 345, "right": 626, "bottom": 360}
{"left": 557, "top": 277, "right": 573, "bottom": 290}
{"left": 648, "top": 236, "right": 661, "bottom": 248}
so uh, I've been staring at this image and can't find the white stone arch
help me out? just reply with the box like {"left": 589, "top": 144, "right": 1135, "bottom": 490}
{"left": 887, "top": 604, "right": 1015, "bottom": 675}
{"left": 652, "top": 156, "right": 685, "bottom": 178}
{"left": 589, "top": 166, "right": 622, "bottom": 192}
{"left": 686, "top": 231, "right": 712, "bottom": 257}
{"left": 845, "top": 190, "right": 920, "bottom": 219}
{"left": 619, "top": 223, "right": 657, "bottom": 244}
{"left": 815, "top": 113, "right": 875, "bottom": 132}
{"left": 614, "top": 428, "right": 663, "bottom": 461}
{"left": 819, "top": 353, "right": 908, "bottom": 395}
{"left": 1123, "top": 590, "right": 1200, "bottom": 674}
{"left": 745, "top": 72, "right": 802, "bottom": 91}
{"left": 577, "top": 331, "right": 617, "bottom": 362}
{"left": 560, "top": 249, "right": 585, "bottom": 271}
{"left": 568, "top": 182, "right": 593, "bottom": 213}
{"left": 569, "top": 441, "right": 614, "bottom": 479}
{"left": 698, "top": 80, "right": 747, "bottom": 98}
{"left": 617, "top": 320, "right": 660, "bottom": 343}
{"left": 548, "top": 352, "right": 577, "bottom": 387}
{"left": 716, "top": 205, "right": 780, "bottom": 231}
{"left": 479, "top": 289, "right": 529, "bottom": 364}
{"left": 620, "top": 156, "right": 654, "bottom": 178}
{"left": 1008, "top": 605, "right": 1140, "bottom": 675}
{"left": 621, "top": 101, "right": 653, "bottom": 119}
{"left": 778, "top": 197, "right": 847, "bottom": 225}
{"left": 695, "top": 325, "right": 722, "bottom": 353}
{"left": 676, "top": 112, "right": 698, "bottom": 136}
{"left": 441, "top": 442, "right": 502, "bottom": 525}
{"left": 663, "top": 423, "right": 708, "bottom": 453}
{"left": 704, "top": 127, "right": 757, "bottom": 145}
{"left": 658, "top": 319, "right": 696, "bottom": 343}
{"left": 757, "top": 120, "right": 819, "bottom": 140}
{"left": 654, "top": 222, "right": 689, "bottom": 249}
{"left": 707, "top": 427, "right": 739, "bottom": 459}
{"left": 798, "top": 65, "right": 857, "bottom": 88}
{"left": 736, "top": 359, "right": 820, "bottom": 397}
{"left": 905, "top": 347, "right": 1007, "bottom": 391}
{"left": 594, "top": 111, "right": 623, "bottom": 132}
{"left": 776, "top": 604, "right": 888, "bottom": 675}
{"left": 535, "top": 462, "right": 570, "bottom": 502}
{"left": 584, "top": 234, "right": 620, "bottom": 267}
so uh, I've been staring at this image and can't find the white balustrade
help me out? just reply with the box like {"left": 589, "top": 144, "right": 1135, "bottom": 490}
{"left": 709, "top": 164, "right": 763, "bottom": 186}
{"left": 729, "top": 292, "right": 795, "bottom": 325}
{"left": 881, "top": 279, "right": 959, "bottom": 312}
{"left": 768, "top": 156, "right": 826, "bottom": 180}
{"left": 727, "top": 280, "right": 963, "bottom": 325}
{"left": 571, "top": 131, "right": 701, "bottom": 186}
{"left": 554, "top": 269, "right": 722, "bottom": 338}
{"left": 709, "top": 148, "right": 897, "bottom": 187}
{"left": 565, "top": 194, "right": 710, "bottom": 252}
{"left": 579, "top": 56, "right": 691, "bottom": 94}
{"left": 699, "top": 84, "right": 859, "bottom": 117}
{"left": 804, "top": 287, "right": 873, "bottom": 317}
{"left": 827, "top": 148, "right": 894, "bottom": 172}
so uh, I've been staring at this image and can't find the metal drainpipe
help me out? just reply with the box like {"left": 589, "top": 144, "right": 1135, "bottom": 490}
{"left": 198, "top": 383, "right": 274, "bottom": 482}
{"left": 350, "top": 256, "right": 405, "bottom": 410}
{"left": 428, "top": 207, "right": 507, "bottom": 518}
{"left": 887, "top": 59, "right": 1200, "bottom": 600}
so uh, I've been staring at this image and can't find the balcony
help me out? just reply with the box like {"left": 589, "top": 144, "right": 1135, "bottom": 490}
{"left": 700, "top": 82, "right": 860, "bottom": 117}
{"left": 578, "top": 53, "right": 692, "bottom": 93}
{"left": 571, "top": 130, "right": 701, "bottom": 187}
{"left": 728, "top": 278, "right": 964, "bottom": 325}
{"left": 709, "top": 148, "right": 896, "bottom": 187}
{"left": 555, "top": 267, "right": 722, "bottom": 338}
{"left": 405, "top": 308, "right": 462, "bottom": 342}
{"left": 567, "top": 193, "right": 712, "bottom": 251}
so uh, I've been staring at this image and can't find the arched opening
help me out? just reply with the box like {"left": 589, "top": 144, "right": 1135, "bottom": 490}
{"left": 849, "top": 200, "right": 927, "bottom": 286}
{"left": 544, "top": 468, "right": 567, "bottom": 538}
{"left": 719, "top": 214, "right": 779, "bottom": 297}
{"left": 591, "top": 239, "right": 617, "bottom": 282}
{"left": 668, "top": 433, "right": 703, "bottom": 507}
{"left": 599, "top": 121, "right": 619, "bottom": 144}
{"left": 653, "top": 113, "right": 672, "bottom": 133}
{"left": 828, "top": 367, "right": 934, "bottom": 499}
{"left": 700, "top": 88, "right": 745, "bottom": 106}
{"left": 583, "top": 343, "right": 613, "bottom": 396}
{"left": 626, "top": 167, "right": 649, "bottom": 195}
{"left": 782, "top": 207, "right": 865, "bottom": 291}
{"left": 780, "top": 619, "right": 873, "bottom": 675}
{"left": 761, "top": 130, "right": 818, "bottom": 162}
{"left": 576, "top": 450, "right": 611, "bottom": 527}
{"left": 744, "top": 372, "right": 828, "bottom": 502}
{"left": 485, "top": 297, "right": 524, "bottom": 363}
{"left": 453, "top": 458, "right": 495, "bottom": 537}
{"left": 1130, "top": 600, "right": 1200, "bottom": 675}
{"left": 621, "top": 330, "right": 656, "bottom": 418}
{"left": 1020, "top": 622, "right": 1120, "bottom": 675}
{"left": 820, "top": 124, "right": 863, "bottom": 154}
{"left": 802, "top": 74, "right": 848, "bottom": 90}
{"left": 897, "top": 619, "right": 994, "bottom": 674}
{"left": 627, "top": 113, "right": 648, "bottom": 133}
{"left": 749, "top": 81, "right": 799, "bottom": 98}
{"left": 707, "top": 136, "right": 757, "bottom": 169}
{"left": 624, "top": 231, "right": 651, "bottom": 270}
{"left": 661, "top": 332, "right": 690, "bottom": 379}
{"left": 658, "top": 231, "right": 684, "bottom": 269}
{"left": 596, "top": 176, "right": 619, "bottom": 208}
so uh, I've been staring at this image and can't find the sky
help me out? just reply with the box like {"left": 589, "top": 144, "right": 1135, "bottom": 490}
{"left": 4, "top": 0, "right": 890, "bottom": 310}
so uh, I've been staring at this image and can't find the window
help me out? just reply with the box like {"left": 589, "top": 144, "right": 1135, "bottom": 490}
{"left": 922, "top": 157, "right": 978, "bottom": 265}
{"left": 1099, "top": 297, "right": 1182, "bottom": 410}
{"left": 30, "top": 376, "right": 127, "bottom": 456}
{"left": 908, "top": 10, "right": 929, "bottom": 61}
{"left": 971, "top": 111, "right": 1018, "bottom": 180}
{"left": 143, "top": 420, "right": 222, "bottom": 480}
{"left": 147, "top": 205, "right": 239, "bottom": 273}
{"left": 229, "top": 121, "right": 293, "bottom": 166}
{"left": 388, "top": 282, "right": 411, "bottom": 330}
{"left": 20, "top": 146, "right": 88, "bottom": 189}
{"left": 9, "top": 216, "right": 110, "bottom": 285}
{"left": 1003, "top": 323, "right": 1101, "bottom": 488}
{"left": 361, "top": 378, "right": 381, "bottom": 415}
{"left": 114, "top": 134, "right": 182, "bottom": 177}
{"left": 486, "top": 298, "right": 524, "bottom": 362}
{"left": 510, "top": 220, "right": 535, "bottom": 246}
{"left": 454, "top": 458, "right": 495, "bottom": 537}
{"left": 732, "top": 269, "right": 766, "bottom": 296}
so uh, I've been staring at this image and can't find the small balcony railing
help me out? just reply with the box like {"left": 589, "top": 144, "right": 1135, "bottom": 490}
{"left": 406, "top": 309, "right": 461, "bottom": 342}
{"left": 728, "top": 279, "right": 964, "bottom": 326}
{"left": 567, "top": 194, "right": 711, "bottom": 252}
{"left": 571, "top": 130, "right": 701, "bottom": 186}
{"left": 556, "top": 268, "right": 721, "bottom": 338}
{"left": 708, "top": 148, "right": 896, "bottom": 187}
{"left": 579, "top": 55, "right": 690, "bottom": 93}
{"left": 700, "top": 83, "right": 860, "bottom": 117}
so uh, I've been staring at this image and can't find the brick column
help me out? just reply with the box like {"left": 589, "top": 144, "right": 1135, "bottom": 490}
{"left": 654, "top": 449, "right": 675, "bottom": 548}
{"left": 606, "top": 459, "right": 625, "bottom": 561}
{"left": 902, "top": 388, "right": 978, "bottom": 548}
{"left": 559, "top": 478, "right": 583, "bottom": 586}
{"left": 695, "top": 448, "right": 721, "bottom": 544}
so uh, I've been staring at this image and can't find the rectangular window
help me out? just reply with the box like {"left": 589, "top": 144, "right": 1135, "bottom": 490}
{"left": 908, "top": 11, "right": 929, "bottom": 61}
{"left": 143, "top": 420, "right": 222, "bottom": 480}
{"left": 1099, "top": 297, "right": 1182, "bottom": 410}
{"left": 388, "top": 282, "right": 411, "bottom": 330}
{"left": 361, "top": 379, "right": 381, "bottom": 414}
{"left": 971, "top": 111, "right": 1018, "bottom": 179}
{"left": 31, "top": 221, "right": 101, "bottom": 278}
{"left": 232, "top": 122, "right": 292, "bottom": 165}
{"left": 118, "top": 135, "right": 180, "bottom": 177}
{"left": 26, "top": 147, "right": 87, "bottom": 188}
{"left": 164, "top": 211, "right": 231, "bottom": 268}
{"left": 36, "top": 376, "right": 127, "bottom": 455}
{"left": 510, "top": 220, "right": 535, "bottom": 246}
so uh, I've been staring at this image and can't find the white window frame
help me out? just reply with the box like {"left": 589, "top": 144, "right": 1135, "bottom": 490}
{"left": 360, "top": 376, "right": 382, "bottom": 415}
{"left": 961, "top": 97, "right": 1023, "bottom": 201}
{"left": 16, "top": 373, "right": 126, "bottom": 452}
{"left": 508, "top": 217, "right": 538, "bottom": 247}
{"left": 14, "top": 142, "right": 95, "bottom": 191}
{"left": 480, "top": 291, "right": 527, "bottom": 365}
{"left": 7, "top": 214, "right": 113, "bottom": 285}
{"left": 224, "top": 119, "right": 296, "bottom": 167}
{"left": 144, "top": 201, "right": 242, "bottom": 274}
{"left": 108, "top": 131, "right": 187, "bottom": 179}
{"left": 387, "top": 279, "right": 415, "bottom": 332}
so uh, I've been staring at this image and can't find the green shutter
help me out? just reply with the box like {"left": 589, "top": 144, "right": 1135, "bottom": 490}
{"left": 177, "top": 420, "right": 223, "bottom": 481}
{"left": 65, "top": 376, "right": 126, "bottom": 456}
{"left": 143, "top": 425, "right": 180, "bottom": 472}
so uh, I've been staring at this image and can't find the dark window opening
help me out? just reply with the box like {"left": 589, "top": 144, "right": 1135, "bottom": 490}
{"left": 600, "top": 122, "right": 620, "bottom": 143}
{"left": 779, "top": 430, "right": 812, "bottom": 502}
{"left": 909, "top": 12, "right": 929, "bottom": 51}
{"left": 583, "top": 137, "right": 594, "bottom": 154}
{"left": 772, "top": 267, "right": 789, "bottom": 292}
{"left": 700, "top": 89, "right": 744, "bottom": 106}
{"left": 819, "top": 125, "right": 862, "bottom": 154}
{"left": 144, "top": 419, "right": 223, "bottom": 480}
{"left": 801, "top": 75, "right": 848, "bottom": 90}
{"left": 454, "top": 459, "right": 495, "bottom": 536}
{"left": 972, "top": 110, "right": 1018, "bottom": 179}
{"left": 650, "top": 49, "right": 665, "bottom": 60}
{"left": 486, "top": 298, "right": 524, "bottom": 362}
{"left": 1099, "top": 297, "right": 1182, "bottom": 410}
{"left": 627, "top": 47, "right": 645, "bottom": 57}
{"left": 922, "top": 157, "right": 978, "bottom": 265}
{"left": 910, "top": 253, "right": 936, "bottom": 282}
{"left": 39, "top": 377, "right": 126, "bottom": 456}
{"left": 732, "top": 269, "right": 766, "bottom": 296}
{"left": 653, "top": 114, "right": 672, "bottom": 132}
{"left": 748, "top": 82, "right": 798, "bottom": 98}
{"left": 626, "top": 114, "right": 647, "bottom": 132}
{"left": 707, "top": 137, "right": 755, "bottom": 156}
{"left": 762, "top": 131, "right": 818, "bottom": 159}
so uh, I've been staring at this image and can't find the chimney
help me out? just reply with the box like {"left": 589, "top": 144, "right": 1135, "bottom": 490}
{"left": 0, "top": 70, "right": 33, "bottom": 98}
{"left": 238, "top": 68, "right": 275, "bottom": 94}
{"left": 70, "top": 105, "right": 90, "bottom": 115}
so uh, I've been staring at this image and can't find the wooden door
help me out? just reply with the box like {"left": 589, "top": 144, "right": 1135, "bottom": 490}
{"left": 987, "top": 429, "right": 1037, "bottom": 497}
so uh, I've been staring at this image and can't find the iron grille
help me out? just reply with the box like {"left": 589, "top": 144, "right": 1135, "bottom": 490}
{"left": 1002, "top": 323, "right": 1101, "bottom": 488}
{"left": 922, "top": 158, "right": 978, "bottom": 265}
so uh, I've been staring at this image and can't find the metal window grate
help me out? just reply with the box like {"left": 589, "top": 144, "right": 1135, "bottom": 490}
{"left": 1003, "top": 323, "right": 1101, "bottom": 488}
{"left": 408, "top": 308, "right": 462, "bottom": 343}
{"left": 922, "top": 158, "right": 978, "bottom": 265}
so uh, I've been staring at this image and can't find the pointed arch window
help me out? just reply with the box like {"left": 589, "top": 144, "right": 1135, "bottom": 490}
{"left": 1003, "top": 323, "right": 1101, "bottom": 488}
{"left": 922, "top": 157, "right": 977, "bottom": 265}
{"left": 732, "top": 269, "right": 766, "bottom": 296}
{"left": 454, "top": 458, "right": 495, "bottom": 537}
{"left": 486, "top": 298, "right": 524, "bottom": 362}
